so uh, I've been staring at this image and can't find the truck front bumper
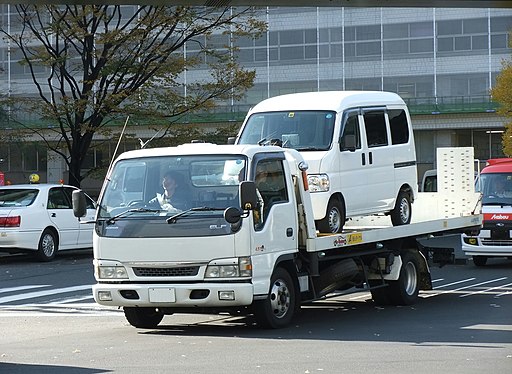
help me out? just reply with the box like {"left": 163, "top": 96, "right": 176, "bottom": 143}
{"left": 461, "top": 234, "right": 512, "bottom": 257}
{"left": 92, "top": 282, "right": 254, "bottom": 308}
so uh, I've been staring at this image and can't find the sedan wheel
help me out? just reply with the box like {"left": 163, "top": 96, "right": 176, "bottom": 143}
{"left": 36, "top": 229, "right": 58, "bottom": 262}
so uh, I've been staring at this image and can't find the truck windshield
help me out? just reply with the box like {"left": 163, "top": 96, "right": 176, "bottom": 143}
{"left": 478, "top": 173, "right": 512, "bottom": 206}
{"left": 96, "top": 155, "right": 246, "bottom": 238}
{"left": 238, "top": 111, "right": 336, "bottom": 151}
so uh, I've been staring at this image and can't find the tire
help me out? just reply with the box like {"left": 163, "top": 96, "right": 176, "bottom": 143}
{"left": 387, "top": 252, "right": 420, "bottom": 305}
{"left": 313, "top": 259, "right": 359, "bottom": 297}
{"left": 254, "top": 267, "right": 297, "bottom": 329}
{"left": 35, "top": 229, "right": 58, "bottom": 262}
{"left": 317, "top": 196, "right": 345, "bottom": 234}
{"left": 473, "top": 255, "right": 488, "bottom": 267}
{"left": 390, "top": 189, "right": 412, "bottom": 226}
{"left": 124, "top": 307, "right": 164, "bottom": 328}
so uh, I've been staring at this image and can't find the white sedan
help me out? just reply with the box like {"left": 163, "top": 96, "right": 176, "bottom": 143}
{"left": 0, "top": 184, "right": 96, "bottom": 261}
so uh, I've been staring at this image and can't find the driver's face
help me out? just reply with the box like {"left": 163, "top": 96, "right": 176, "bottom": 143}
{"left": 163, "top": 176, "right": 177, "bottom": 191}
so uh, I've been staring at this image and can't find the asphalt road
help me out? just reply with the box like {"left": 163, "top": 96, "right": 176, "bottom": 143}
{"left": 0, "top": 251, "right": 511, "bottom": 374}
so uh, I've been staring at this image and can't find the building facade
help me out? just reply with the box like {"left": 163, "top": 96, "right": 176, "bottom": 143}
{"left": 0, "top": 6, "right": 511, "bottom": 191}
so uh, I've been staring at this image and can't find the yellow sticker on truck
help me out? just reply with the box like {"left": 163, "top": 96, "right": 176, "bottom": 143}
{"left": 347, "top": 232, "right": 363, "bottom": 245}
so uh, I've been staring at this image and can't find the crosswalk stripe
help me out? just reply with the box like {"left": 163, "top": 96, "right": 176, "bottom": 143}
{"left": 0, "top": 284, "right": 93, "bottom": 304}
{"left": 0, "top": 285, "right": 50, "bottom": 294}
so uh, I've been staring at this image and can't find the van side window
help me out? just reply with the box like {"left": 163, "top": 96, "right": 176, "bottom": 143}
{"left": 363, "top": 110, "right": 388, "bottom": 148}
{"left": 388, "top": 109, "right": 409, "bottom": 145}
{"left": 254, "top": 159, "right": 288, "bottom": 230}
{"left": 340, "top": 112, "right": 361, "bottom": 150}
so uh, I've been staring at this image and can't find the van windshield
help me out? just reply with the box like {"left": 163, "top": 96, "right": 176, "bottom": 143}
{"left": 478, "top": 173, "right": 512, "bottom": 206}
{"left": 238, "top": 111, "right": 336, "bottom": 151}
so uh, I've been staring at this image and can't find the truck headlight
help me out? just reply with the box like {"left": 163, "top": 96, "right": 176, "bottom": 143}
{"left": 97, "top": 265, "right": 128, "bottom": 279}
{"left": 205, "top": 257, "right": 252, "bottom": 278}
{"left": 308, "top": 174, "right": 330, "bottom": 192}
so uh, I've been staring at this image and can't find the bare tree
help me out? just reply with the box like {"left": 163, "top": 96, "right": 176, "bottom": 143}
{"left": 0, "top": 5, "right": 265, "bottom": 187}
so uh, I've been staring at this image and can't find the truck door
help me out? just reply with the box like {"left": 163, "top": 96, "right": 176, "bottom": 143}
{"left": 251, "top": 157, "right": 297, "bottom": 259}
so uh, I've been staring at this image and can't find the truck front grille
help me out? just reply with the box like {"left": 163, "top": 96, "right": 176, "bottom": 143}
{"left": 481, "top": 240, "right": 512, "bottom": 246}
{"left": 132, "top": 266, "right": 200, "bottom": 277}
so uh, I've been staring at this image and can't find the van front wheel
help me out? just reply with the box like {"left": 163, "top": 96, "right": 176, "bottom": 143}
{"left": 390, "top": 190, "right": 412, "bottom": 226}
{"left": 317, "top": 197, "right": 345, "bottom": 234}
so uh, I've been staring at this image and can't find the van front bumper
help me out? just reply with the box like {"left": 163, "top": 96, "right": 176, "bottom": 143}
{"left": 93, "top": 282, "right": 254, "bottom": 308}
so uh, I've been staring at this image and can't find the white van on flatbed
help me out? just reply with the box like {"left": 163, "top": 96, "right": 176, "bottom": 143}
{"left": 234, "top": 91, "right": 417, "bottom": 234}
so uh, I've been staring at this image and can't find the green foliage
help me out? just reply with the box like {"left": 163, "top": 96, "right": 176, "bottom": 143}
{"left": 491, "top": 60, "right": 512, "bottom": 156}
{"left": 0, "top": 5, "right": 266, "bottom": 187}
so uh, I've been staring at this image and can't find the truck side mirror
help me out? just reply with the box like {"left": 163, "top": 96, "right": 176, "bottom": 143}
{"left": 340, "top": 134, "right": 356, "bottom": 152}
{"left": 72, "top": 190, "right": 87, "bottom": 218}
{"left": 239, "top": 181, "right": 258, "bottom": 210}
{"left": 224, "top": 206, "right": 242, "bottom": 224}
{"left": 227, "top": 136, "right": 236, "bottom": 144}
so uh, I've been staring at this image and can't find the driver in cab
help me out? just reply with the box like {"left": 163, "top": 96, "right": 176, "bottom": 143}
{"left": 149, "top": 171, "right": 189, "bottom": 211}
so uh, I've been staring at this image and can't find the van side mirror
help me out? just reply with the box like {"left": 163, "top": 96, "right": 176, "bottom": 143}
{"left": 72, "top": 190, "right": 87, "bottom": 218}
{"left": 340, "top": 135, "right": 357, "bottom": 152}
{"left": 227, "top": 136, "right": 236, "bottom": 144}
{"left": 239, "top": 181, "right": 258, "bottom": 210}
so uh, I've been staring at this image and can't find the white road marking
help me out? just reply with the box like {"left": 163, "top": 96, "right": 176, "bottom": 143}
{"left": 0, "top": 285, "right": 50, "bottom": 294}
{"left": 424, "top": 277, "right": 508, "bottom": 298}
{"left": 0, "top": 284, "right": 93, "bottom": 304}
{"left": 459, "top": 282, "right": 512, "bottom": 298}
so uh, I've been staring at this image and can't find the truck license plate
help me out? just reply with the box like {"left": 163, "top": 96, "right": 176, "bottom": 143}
{"left": 149, "top": 288, "right": 176, "bottom": 303}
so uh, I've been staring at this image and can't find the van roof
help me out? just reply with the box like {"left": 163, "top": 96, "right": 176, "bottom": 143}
{"left": 249, "top": 91, "right": 405, "bottom": 113}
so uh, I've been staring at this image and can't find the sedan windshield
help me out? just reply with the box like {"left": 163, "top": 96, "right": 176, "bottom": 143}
{"left": 0, "top": 189, "right": 39, "bottom": 207}
{"left": 238, "top": 110, "right": 336, "bottom": 151}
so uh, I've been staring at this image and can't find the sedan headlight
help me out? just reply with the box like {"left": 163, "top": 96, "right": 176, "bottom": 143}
{"left": 97, "top": 265, "right": 128, "bottom": 279}
{"left": 308, "top": 174, "right": 330, "bottom": 192}
{"left": 205, "top": 257, "right": 252, "bottom": 278}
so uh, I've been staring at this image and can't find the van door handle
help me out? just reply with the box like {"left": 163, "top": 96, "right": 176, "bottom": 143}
{"left": 361, "top": 153, "right": 366, "bottom": 166}
{"left": 286, "top": 228, "right": 293, "bottom": 237}
{"left": 51, "top": 213, "right": 56, "bottom": 218}
{"left": 369, "top": 151, "right": 373, "bottom": 165}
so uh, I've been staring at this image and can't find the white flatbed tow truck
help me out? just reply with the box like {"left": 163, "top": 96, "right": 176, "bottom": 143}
{"left": 73, "top": 145, "right": 481, "bottom": 328}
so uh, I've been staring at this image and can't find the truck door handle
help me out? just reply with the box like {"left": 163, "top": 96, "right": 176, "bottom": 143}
{"left": 361, "top": 153, "right": 366, "bottom": 166}
{"left": 51, "top": 213, "right": 56, "bottom": 217}
{"left": 286, "top": 228, "right": 293, "bottom": 237}
{"left": 369, "top": 151, "right": 373, "bottom": 165}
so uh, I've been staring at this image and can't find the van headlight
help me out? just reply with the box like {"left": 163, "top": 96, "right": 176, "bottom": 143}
{"left": 97, "top": 265, "right": 128, "bottom": 279}
{"left": 308, "top": 174, "right": 330, "bottom": 192}
{"left": 205, "top": 257, "right": 252, "bottom": 278}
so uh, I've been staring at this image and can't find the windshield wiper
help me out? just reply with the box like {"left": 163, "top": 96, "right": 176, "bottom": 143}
{"left": 107, "top": 207, "right": 161, "bottom": 224}
{"left": 167, "top": 206, "right": 224, "bottom": 224}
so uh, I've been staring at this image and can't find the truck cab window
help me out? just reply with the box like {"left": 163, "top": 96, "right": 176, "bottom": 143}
{"left": 254, "top": 159, "right": 288, "bottom": 229}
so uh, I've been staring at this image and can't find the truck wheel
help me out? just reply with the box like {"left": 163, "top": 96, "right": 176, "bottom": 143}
{"left": 35, "top": 229, "right": 58, "bottom": 262}
{"left": 317, "top": 197, "right": 345, "bottom": 234}
{"left": 472, "top": 256, "right": 488, "bottom": 267}
{"left": 124, "top": 307, "right": 164, "bottom": 328}
{"left": 390, "top": 190, "right": 412, "bottom": 226}
{"left": 254, "top": 267, "right": 296, "bottom": 329}
{"left": 387, "top": 252, "right": 420, "bottom": 305}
